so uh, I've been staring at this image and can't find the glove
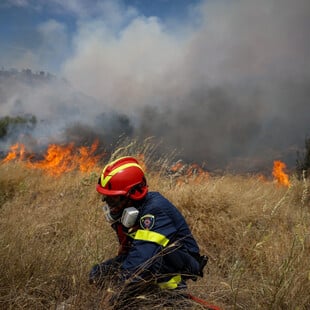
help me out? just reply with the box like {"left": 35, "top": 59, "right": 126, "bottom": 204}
{"left": 89, "top": 264, "right": 102, "bottom": 285}
{"left": 197, "top": 255, "right": 208, "bottom": 277}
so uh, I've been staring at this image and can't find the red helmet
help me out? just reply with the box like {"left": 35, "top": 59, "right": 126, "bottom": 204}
{"left": 96, "top": 156, "right": 148, "bottom": 200}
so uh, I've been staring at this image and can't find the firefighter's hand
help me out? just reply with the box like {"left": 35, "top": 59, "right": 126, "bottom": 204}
{"left": 89, "top": 264, "right": 101, "bottom": 285}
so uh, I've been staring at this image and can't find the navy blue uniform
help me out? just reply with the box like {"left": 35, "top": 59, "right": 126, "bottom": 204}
{"left": 90, "top": 192, "right": 205, "bottom": 289}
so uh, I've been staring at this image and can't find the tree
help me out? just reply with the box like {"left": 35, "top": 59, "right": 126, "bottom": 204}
{"left": 0, "top": 115, "right": 37, "bottom": 139}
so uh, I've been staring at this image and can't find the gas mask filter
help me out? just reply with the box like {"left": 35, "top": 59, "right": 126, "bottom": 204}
{"left": 102, "top": 205, "right": 139, "bottom": 228}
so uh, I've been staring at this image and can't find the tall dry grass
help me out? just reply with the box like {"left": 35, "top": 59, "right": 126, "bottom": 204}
{"left": 0, "top": 151, "right": 309, "bottom": 309}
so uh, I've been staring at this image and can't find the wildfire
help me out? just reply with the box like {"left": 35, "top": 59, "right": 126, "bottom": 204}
{"left": 169, "top": 160, "right": 209, "bottom": 185}
{"left": 2, "top": 143, "right": 26, "bottom": 163}
{"left": 1, "top": 143, "right": 290, "bottom": 186}
{"left": 1, "top": 140, "right": 103, "bottom": 176}
{"left": 272, "top": 160, "right": 290, "bottom": 187}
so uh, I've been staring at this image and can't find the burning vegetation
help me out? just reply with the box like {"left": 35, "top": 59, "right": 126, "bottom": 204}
{"left": 0, "top": 114, "right": 306, "bottom": 309}
{"left": 0, "top": 141, "right": 309, "bottom": 309}
{"left": 272, "top": 160, "right": 290, "bottom": 187}
{"left": 1, "top": 139, "right": 292, "bottom": 188}
{"left": 1, "top": 140, "right": 104, "bottom": 176}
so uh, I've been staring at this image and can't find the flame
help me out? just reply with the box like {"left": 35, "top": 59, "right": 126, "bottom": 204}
{"left": 169, "top": 160, "right": 209, "bottom": 185}
{"left": 272, "top": 160, "right": 290, "bottom": 187}
{"left": 1, "top": 140, "right": 103, "bottom": 176}
{"left": 2, "top": 143, "right": 25, "bottom": 163}
{"left": 170, "top": 161, "right": 186, "bottom": 173}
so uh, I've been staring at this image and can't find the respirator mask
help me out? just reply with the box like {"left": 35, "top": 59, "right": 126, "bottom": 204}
{"left": 101, "top": 195, "right": 139, "bottom": 228}
{"left": 102, "top": 205, "right": 139, "bottom": 228}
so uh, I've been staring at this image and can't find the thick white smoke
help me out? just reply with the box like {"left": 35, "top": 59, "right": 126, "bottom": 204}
{"left": 1, "top": 0, "right": 310, "bottom": 171}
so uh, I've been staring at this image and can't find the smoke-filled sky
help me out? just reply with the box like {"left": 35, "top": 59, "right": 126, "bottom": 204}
{"left": 0, "top": 0, "right": 310, "bottom": 172}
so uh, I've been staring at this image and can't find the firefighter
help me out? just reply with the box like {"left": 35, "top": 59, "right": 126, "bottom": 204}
{"left": 89, "top": 156, "right": 207, "bottom": 295}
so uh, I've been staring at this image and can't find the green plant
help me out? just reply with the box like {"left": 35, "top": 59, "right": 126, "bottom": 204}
{"left": 0, "top": 115, "right": 37, "bottom": 139}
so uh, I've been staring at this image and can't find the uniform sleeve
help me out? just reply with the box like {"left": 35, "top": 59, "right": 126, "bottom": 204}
{"left": 121, "top": 208, "right": 177, "bottom": 277}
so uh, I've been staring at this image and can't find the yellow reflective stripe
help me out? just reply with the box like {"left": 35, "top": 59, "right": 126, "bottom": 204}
{"left": 133, "top": 229, "right": 169, "bottom": 247}
{"left": 157, "top": 274, "right": 182, "bottom": 290}
{"left": 102, "top": 157, "right": 136, "bottom": 175}
{"left": 101, "top": 163, "right": 143, "bottom": 187}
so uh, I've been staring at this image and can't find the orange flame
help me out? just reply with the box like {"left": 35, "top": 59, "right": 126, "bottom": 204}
{"left": 170, "top": 161, "right": 186, "bottom": 173}
{"left": 2, "top": 143, "right": 25, "bottom": 163}
{"left": 1, "top": 140, "right": 103, "bottom": 176}
{"left": 272, "top": 160, "right": 290, "bottom": 187}
{"left": 169, "top": 161, "right": 209, "bottom": 185}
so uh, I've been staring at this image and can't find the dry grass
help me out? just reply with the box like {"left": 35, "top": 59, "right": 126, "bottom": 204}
{"left": 0, "top": 156, "right": 309, "bottom": 309}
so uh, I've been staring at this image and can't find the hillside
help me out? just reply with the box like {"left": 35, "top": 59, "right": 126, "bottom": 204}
{"left": 0, "top": 69, "right": 138, "bottom": 171}
{"left": 0, "top": 145, "right": 309, "bottom": 309}
{"left": 1, "top": 68, "right": 310, "bottom": 174}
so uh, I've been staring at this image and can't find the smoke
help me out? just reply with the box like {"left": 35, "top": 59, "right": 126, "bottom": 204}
{"left": 0, "top": 70, "right": 134, "bottom": 153}
{"left": 1, "top": 0, "right": 310, "bottom": 171}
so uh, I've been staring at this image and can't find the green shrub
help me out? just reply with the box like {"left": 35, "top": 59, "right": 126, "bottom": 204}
{"left": 0, "top": 115, "right": 37, "bottom": 139}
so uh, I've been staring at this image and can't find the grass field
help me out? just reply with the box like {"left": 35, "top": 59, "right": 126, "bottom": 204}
{"left": 0, "top": 145, "right": 309, "bottom": 309}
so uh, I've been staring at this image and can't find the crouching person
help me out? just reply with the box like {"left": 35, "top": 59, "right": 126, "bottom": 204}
{"left": 89, "top": 156, "right": 208, "bottom": 303}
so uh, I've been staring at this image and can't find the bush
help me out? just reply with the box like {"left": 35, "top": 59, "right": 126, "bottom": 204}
{"left": 0, "top": 115, "right": 37, "bottom": 139}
